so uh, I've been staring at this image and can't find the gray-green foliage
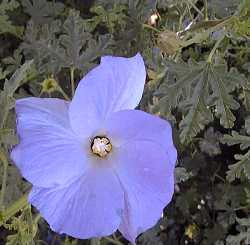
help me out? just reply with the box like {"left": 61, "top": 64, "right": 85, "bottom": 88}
{"left": 21, "top": 10, "right": 112, "bottom": 74}
{"left": 4, "top": 206, "right": 37, "bottom": 245}
{"left": 222, "top": 129, "right": 250, "bottom": 182}
{"left": 21, "top": 0, "right": 64, "bottom": 25}
{"left": 155, "top": 59, "right": 246, "bottom": 143}
{"left": 0, "top": 60, "right": 34, "bottom": 131}
{"left": 88, "top": 4, "right": 127, "bottom": 33}
{"left": 0, "top": 0, "right": 23, "bottom": 37}
{"left": 226, "top": 218, "right": 250, "bottom": 245}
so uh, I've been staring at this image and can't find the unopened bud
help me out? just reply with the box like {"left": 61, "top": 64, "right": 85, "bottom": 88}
{"left": 157, "top": 30, "right": 182, "bottom": 55}
{"left": 41, "top": 78, "right": 58, "bottom": 94}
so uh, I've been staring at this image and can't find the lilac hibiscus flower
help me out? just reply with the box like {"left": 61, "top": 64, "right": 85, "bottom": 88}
{"left": 10, "top": 53, "right": 177, "bottom": 244}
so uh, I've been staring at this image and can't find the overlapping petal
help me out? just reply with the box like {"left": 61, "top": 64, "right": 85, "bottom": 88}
{"left": 69, "top": 53, "right": 146, "bottom": 138}
{"left": 104, "top": 110, "right": 177, "bottom": 243}
{"left": 105, "top": 109, "right": 176, "bottom": 168}
{"left": 116, "top": 142, "right": 174, "bottom": 243}
{"left": 29, "top": 166, "right": 124, "bottom": 239}
{"left": 11, "top": 98, "right": 89, "bottom": 188}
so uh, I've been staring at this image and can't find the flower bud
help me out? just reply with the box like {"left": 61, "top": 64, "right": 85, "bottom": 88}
{"left": 41, "top": 77, "right": 58, "bottom": 94}
{"left": 157, "top": 30, "right": 182, "bottom": 55}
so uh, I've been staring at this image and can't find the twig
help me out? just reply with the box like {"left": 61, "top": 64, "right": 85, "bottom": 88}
{"left": 204, "top": 0, "right": 208, "bottom": 21}
{"left": 187, "top": 0, "right": 204, "bottom": 17}
{"left": 57, "top": 85, "right": 70, "bottom": 101}
{"left": 207, "top": 33, "right": 225, "bottom": 63}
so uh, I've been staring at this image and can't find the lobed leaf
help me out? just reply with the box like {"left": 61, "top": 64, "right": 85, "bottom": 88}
{"left": 0, "top": 60, "right": 33, "bottom": 129}
{"left": 0, "top": 0, "right": 23, "bottom": 37}
{"left": 155, "top": 59, "right": 246, "bottom": 144}
{"left": 21, "top": 0, "right": 64, "bottom": 25}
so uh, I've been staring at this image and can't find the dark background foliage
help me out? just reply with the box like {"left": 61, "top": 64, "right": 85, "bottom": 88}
{"left": 0, "top": 0, "right": 249, "bottom": 244}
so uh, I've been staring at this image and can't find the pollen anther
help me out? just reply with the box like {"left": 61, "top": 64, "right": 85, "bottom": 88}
{"left": 91, "top": 136, "right": 112, "bottom": 158}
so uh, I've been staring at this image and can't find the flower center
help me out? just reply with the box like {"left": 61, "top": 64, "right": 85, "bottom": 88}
{"left": 91, "top": 136, "right": 112, "bottom": 158}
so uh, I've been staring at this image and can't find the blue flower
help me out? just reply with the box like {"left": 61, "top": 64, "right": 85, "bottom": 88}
{"left": 11, "top": 53, "right": 177, "bottom": 244}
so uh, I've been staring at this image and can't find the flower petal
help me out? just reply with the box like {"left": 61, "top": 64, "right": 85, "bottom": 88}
{"left": 104, "top": 110, "right": 177, "bottom": 243}
{"left": 105, "top": 109, "right": 176, "bottom": 168}
{"left": 11, "top": 97, "right": 89, "bottom": 188}
{"left": 69, "top": 53, "right": 146, "bottom": 137}
{"left": 116, "top": 142, "right": 175, "bottom": 244}
{"left": 29, "top": 166, "right": 124, "bottom": 239}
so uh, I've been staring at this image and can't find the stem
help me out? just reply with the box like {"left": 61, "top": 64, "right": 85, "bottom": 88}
{"left": 234, "top": 206, "right": 250, "bottom": 211}
{"left": 178, "top": 6, "right": 189, "bottom": 31}
{"left": 70, "top": 67, "right": 75, "bottom": 97}
{"left": 207, "top": 34, "right": 225, "bottom": 63}
{"left": 34, "top": 214, "right": 41, "bottom": 224}
{"left": 0, "top": 149, "right": 8, "bottom": 209}
{"left": 179, "top": 16, "right": 232, "bottom": 36}
{"left": 187, "top": 0, "right": 204, "bottom": 17}
{"left": 204, "top": 0, "right": 208, "bottom": 21}
{"left": 142, "top": 24, "right": 161, "bottom": 33}
{"left": 57, "top": 86, "right": 70, "bottom": 101}
{"left": 90, "top": 238, "right": 101, "bottom": 245}
{"left": 214, "top": 174, "right": 225, "bottom": 183}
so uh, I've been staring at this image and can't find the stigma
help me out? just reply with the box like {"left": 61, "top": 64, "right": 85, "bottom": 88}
{"left": 91, "top": 136, "right": 112, "bottom": 158}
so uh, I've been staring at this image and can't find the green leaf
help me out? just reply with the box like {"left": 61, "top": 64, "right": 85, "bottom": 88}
{"left": 77, "top": 34, "right": 112, "bottom": 72}
{"left": 60, "top": 10, "right": 112, "bottom": 71}
{"left": 245, "top": 117, "right": 250, "bottom": 135}
{"left": 156, "top": 61, "right": 213, "bottom": 144}
{"left": 226, "top": 232, "right": 249, "bottom": 245}
{"left": 222, "top": 131, "right": 250, "bottom": 150}
{"left": 155, "top": 59, "right": 246, "bottom": 144}
{"left": 21, "top": 0, "right": 64, "bottom": 25}
{"left": 88, "top": 4, "right": 127, "bottom": 33}
{"left": 128, "top": 0, "right": 157, "bottom": 22}
{"left": 5, "top": 207, "right": 37, "bottom": 245}
{"left": 60, "top": 10, "right": 91, "bottom": 69}
{"left": 21, "top": 20, "right": 66, "bottom": 74}
{"left": 2, "top": 49, "right": 23, "bottom": 75}
{"left": 226, "top": 217, "right": 250, "bottom": 245}
{"left": 22, "top": 12, "right": 111, "bottom": 74}
{"left": 226, "top": 152, "right": 250, "bottom": 182}
{"left": 237, "top": 0, "right": 250, "bottom": 17}
{"left": 208, "top": 65, "right": 244, "bottom": 128}
{"left": 204, "top": 224, "right": 226, "bottom": 245}
{"left": 0, "top": 68, "right": 10, "bottom": 80}
{"left": 245, "top": 187, "right": 250, "bottom": 207}
{"left": 214, "top": 184, "right": 245, "bottom": 210}
{"left": 209, "top": 0, "right": 241, "bottom": 17}
{"left": 243, "top": 84, "right": 250, "bottom": 112}
{"left": 0, "top": 0, "right": 24, "bottom": 37}
{"left": 0, "top": 60, "right": 34, "bottom": 129}
{"left": 222, "top": 131, "right": 250, "bottom": 181}
{"left": 175, "top": 167, "right": 192, "bottom": 183}
{"left": 199, "top": 127, "right": 222, "bottom": 156}
{"left": 179, "top": 91, "right": 212, "bottom": 144}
